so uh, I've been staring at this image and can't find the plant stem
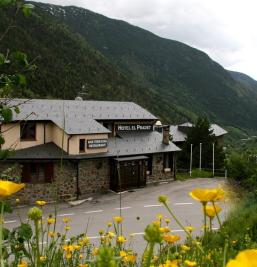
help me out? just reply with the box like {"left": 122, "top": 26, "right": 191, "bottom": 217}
{"left": 163, "top": 202, "right": 204, "bottom": 253}
{"left": 212, "top": 201, "right": 222, "bottom": 228}
{"left": 223, "top": 240, "right": 228, "bottom": 267}
{"left": 35, "top": 220, "right": 40, "bottom": 266}
{"left": 0, "top": 201, "right": 4, "bottom": 267}
{"left": 143, "top": 242, "right": 154, "bottom": 267}
{"left": 202, "top": 203, "right": 207, "bottom": 235}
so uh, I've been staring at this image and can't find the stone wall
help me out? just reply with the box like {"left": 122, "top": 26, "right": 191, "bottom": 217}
{"left": 78, "top": 158, "right": 110, "bottom": 196}
{"left": 0, "top": 161, "right": 77, "bottom": 204}
{"left": 146, "top": 153, "right": 174, "bottom": 184}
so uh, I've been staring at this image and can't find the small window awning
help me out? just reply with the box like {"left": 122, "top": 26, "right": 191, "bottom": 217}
{"left": 114, "top": 155, "right": 149, "bottom": 162}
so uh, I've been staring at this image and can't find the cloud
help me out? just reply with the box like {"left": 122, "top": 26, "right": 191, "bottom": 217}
{"left": 36, "top": 0, "right": 257, "bottom": 79}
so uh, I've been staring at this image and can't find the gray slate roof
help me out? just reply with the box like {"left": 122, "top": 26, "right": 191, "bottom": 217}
{"left": 170, "top": 122, "right": 228, "bottom": 142}
{"left": 8, "top": 99, "right": 157, "bottom": 134}
{"left": 7, "top": 132, "right": 181, "bottom": 160}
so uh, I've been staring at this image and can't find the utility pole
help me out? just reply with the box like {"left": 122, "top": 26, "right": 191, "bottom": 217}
{"left": 199, "top": 143, "right": 202, "bottom": 171}
{"left": 212, "top": 143, "right": 215, "bottom": 177}
{"left": 190, "top": 144, "right": 193, "bottom": 177}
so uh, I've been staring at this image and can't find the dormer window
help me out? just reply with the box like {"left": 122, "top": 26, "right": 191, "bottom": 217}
{"left": 79, "top": 139, "right": 85, "bottom": 153}
{"left": 20, "top": 122, "right": 36, "bottom": 141}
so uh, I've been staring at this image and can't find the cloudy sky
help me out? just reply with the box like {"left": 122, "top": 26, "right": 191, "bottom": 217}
{"left": 37, "top": 0, "right": 257, "bottom": 79}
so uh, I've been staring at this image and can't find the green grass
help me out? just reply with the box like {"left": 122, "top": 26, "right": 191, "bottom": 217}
{"left": 176, "top": 169, "right": 213, "bottom": 181}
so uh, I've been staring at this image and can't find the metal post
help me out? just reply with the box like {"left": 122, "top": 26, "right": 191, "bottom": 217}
{"left": 212, "top": 143, "right": 215, "bottom": 177}
{"left": 190, "top": 144, "right": 193, "bottom": 177}
{"left": 199, "top": 143, "right": 202, "bottom": 171}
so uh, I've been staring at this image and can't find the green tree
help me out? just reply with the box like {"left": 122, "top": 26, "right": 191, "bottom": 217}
{"left": 179, "top": 116, "right": 225, "bottom": 170}
{"left": 0, "top": 0, "right": 34, "bottom": 159}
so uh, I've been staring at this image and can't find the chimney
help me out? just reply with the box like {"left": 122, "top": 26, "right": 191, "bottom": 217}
{"left": 162, "top": 125, "right": 170, "bottom": 145}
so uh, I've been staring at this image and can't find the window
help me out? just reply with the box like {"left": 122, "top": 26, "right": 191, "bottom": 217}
{"left": 163, "top": 153, "right": 173, "bottom": 171}
{"left": 79, "top": 139, "right": 85, "bottom": 153}
{"left": 20, "top": 122, "right": 36, "bottom": 141}
{"left": 21, "top": 163, "right": 54, "bottom": 184}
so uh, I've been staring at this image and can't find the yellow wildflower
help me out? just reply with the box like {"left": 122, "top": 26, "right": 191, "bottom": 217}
{"left": 165, "top": 219, "right": 171, "bottom": 224}
{"left": 163, "top": 234, "right": 180, "bottom": 244}
{"left": 184, "top": 260, "right": 197, "bottom": 266}
{"left": 117, "top": 236, "right": 126, "bottom": 244}
{"left": 79, "top": 254, "right": 83, "bottom": 259}
{"left": 226, "top": 249, "right": 257, "bottom": 267}
{"left": 152, "top": 220, "right": 161, "bottom": 227}
{"left": 120, "top": 251, "right": 127, "bottom": 257}
{"left": 17, "top": 260, "right": 28, "bottom": 267}
{"left": 36, "top": 200, "right": 47, "bottom": 206}
{"left": 159, "top": 259, "right": 179, "bottom": 267}
{"left": 65, "top": 252, "right": 72, "bottom": 259}
{"left": 157, "top": 214, "right": 163, "bottom": 220}
{"left": 205, "top": 204, "right": 222, "bottom": 218}
{"left": 74, "top": 245, "right": 81, "bottom": 250}
{"left": 79, "top": 264, "right": 88, "bottom": 267}
{"left": 159, "top": 227, "right": 170, "bottom": 233}
{"left": 113, "top": 216, "right": 124, "bottom": 223}
{"left": 0, "top": 180, "right": 24, "bottom": 197}
{"left": 158, "top": 195, "right": 168, "bottom": 204}
{"left": 98, "top": 229, "right": 104, "bottom": 235}
{"left": 40, "top": 256, "right": 46, "bottom": 262}
{"left": 62, "top": 217, "right": 71, "bottom": 223}
{"left": 124, "top": 254, "right": 137, "bottom": 264}
{"left": 185, "top": 226, "right": 195, "bottom": 233}
{"left": 92, "top": 247, "right": 99, "bottom": 256}
{"left": 48, "top": 231, "right": 55, "bottom": 238}
{"left": 108, "top": 231, "right": 115, "bottom": 238}
{"left": 181, "top": 245, "right": 190, "bottom": 251}
{"left": 65, "top": 225, "right": 71, "bottom": 231}
{"left": 47, "top": 218, "right": 55, "bottom": 225}
{"left": 189, "top": 188, "right": 217, "bottom": 203}
{"left": 107, "top": 221, "right": 112, "bottom": 227}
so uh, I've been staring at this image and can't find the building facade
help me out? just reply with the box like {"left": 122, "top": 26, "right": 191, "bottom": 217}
{"left": 0, "top": 99, "right": 180, "bottom": 203}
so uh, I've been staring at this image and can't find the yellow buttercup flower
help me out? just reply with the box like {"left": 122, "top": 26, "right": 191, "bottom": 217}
{"left": 117, "top": 235, "right": 126, "bottom": 244}
{"left": 157, "top": 214, "right": 163, "bottom": 220}
{"left": 92, "top": 247, "right": 99, "bottom": 256}
{"left": 62, "top": 217, "right": 71, "bottom": 223}
{"left": 189, "top": 188, "right": 217, "bottom": 203}
{"left": 47, "top": 218, "right": 55, "bottom": 225}
{"left": 184, "top": 260, "right": 197, "bottom": 266}
{"left": 120, "top": 250, "right": 127, "bottom": 257}
{"left": 48, "top": 231, "right": 55, "bottom": 238}
{"left": 226, "top": 249, "right": 257, "bottom": 267}
{"left": 159, "top": 227, "right": 170, "bottom": 233}
{"left": 113, "top": 216, "right": 124, "bottom": 223}
{"left": 40, "top": 256, "right": 46, "bottom": 262}
{"left": 108, "top": 231, "right": 115, "bottom": 238}
{"left": 163, "top": 234, "right": 180, "bottom": 244}
{"left": 185, "top": 226, "right": 195, "bottom": 233}
{"left": 65, "top": 252, "right": 72, "bottom": 259}
{"left": 159, "top": 259, "right": 179, "bottom": 267}
{"left": 79, "top": 264, "right": 88, "bottom": 267}
{"left": 36, "top": 200, "right": 47, "bottom": 206}
{"left": 152, "top": 220, "right": 161, "bottom": 227}
{"left": 65, "top": 225, "right": 71, "bottom": 231}
{"left": 181, "top": 245, "right": 191, "bottom": 251}
{"left": 124, "top": 254, "right": 137, "bottom": 264}
{"left": 107, "top": 221, "right": 112, "bottom": 227}
{"left": 158, "top": 195, "right": 168, "bottom": 204}
{"left": 205, "top": 204, "right": 222, "bottom": 218}
{"left": 17, "top": 260, "right": 28, "bottom": 267}
{"left": 0, "top": 180, "right": 24, "bottom": 197}
{"left": 165, "top": 219, "right": 171, "bottom": 224}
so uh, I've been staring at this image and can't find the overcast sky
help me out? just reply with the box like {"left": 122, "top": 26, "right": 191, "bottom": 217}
{"left": 37, "top": 0, "right": 257, "bottom": 80}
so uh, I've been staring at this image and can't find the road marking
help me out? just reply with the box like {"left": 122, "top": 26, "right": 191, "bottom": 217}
{"left": 4, "top": 220, "right": 17, "bottom": 224}
{"left": 174, "top": 202, "right": 193, "bottom": 206}
{"left": 144, "top": 204, "right": 163, "bottom": 208}
{"left": 57, "top": 213, "right": 75, "bottom": 217}
{"left": 171, "top": 229, "right": 184, "bottom": 233}
{"left": 115, "top": 207, "right": 131, "bottom": 210}
{"left": 85, "top": 210, "right": 104, "bottom": 214}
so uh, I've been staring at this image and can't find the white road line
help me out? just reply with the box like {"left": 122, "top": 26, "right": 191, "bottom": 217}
{"left": 4, "top": 220, "right": 17, "bottom": 224}
{"left": 84, "top": 210, "right": 104, "bottom": 214}
{"left": 144, "top": 204, "right": 163, "bottom": 208}
{"left": 57, "top": 213, "right": 75, "bottom": 217}
{"left": 174, "top": 202, "right": 193, "bottom": 206}
{"left": 115, "top": 207, "right": 131, "bottom": 210}
{"left": 171, "top": 229, "right": 184, "bottom": 233}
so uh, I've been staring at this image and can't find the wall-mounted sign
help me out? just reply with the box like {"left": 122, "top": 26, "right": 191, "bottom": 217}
{"left": 87, "top": 139, "right": 108, "bottom": 148}
{"left": 116, "top": 124, "right": 153, "bottom": 131}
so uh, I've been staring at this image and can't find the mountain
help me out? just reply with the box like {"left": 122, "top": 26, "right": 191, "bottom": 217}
{"left": 1, "top": 2, "right": 257, "bottom": 138}
{"left": 229, "top": 71, "right": 257, "bottom": 92}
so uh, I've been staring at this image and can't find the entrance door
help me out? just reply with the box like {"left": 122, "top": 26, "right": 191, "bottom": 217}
{"left": 111, "top": 158, "right": 147, "bottom": 192}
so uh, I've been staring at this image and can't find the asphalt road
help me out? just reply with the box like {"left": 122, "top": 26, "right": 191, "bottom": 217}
{"left": 4, "top": 178, "right": 229, "bottom": 253}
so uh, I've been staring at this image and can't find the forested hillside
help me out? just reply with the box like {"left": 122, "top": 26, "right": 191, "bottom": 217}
{"left": 1, "top": 2, "right": 257, "bottom": 137}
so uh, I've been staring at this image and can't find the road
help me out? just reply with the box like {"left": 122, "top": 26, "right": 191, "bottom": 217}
{"left": 4, "top": 178, "right": 229, "bottom": 253}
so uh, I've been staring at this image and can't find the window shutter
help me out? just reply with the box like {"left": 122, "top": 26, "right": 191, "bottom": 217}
{"left": 44, "top": 163, "right": 54, "bottom": 183}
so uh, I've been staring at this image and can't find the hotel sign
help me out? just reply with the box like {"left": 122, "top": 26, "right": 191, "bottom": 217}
{"left": 116, "top": 124, "right": 153, "bottom": 131}
{"left": 87, "top": 139, "right": 108, "bottom": 148}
